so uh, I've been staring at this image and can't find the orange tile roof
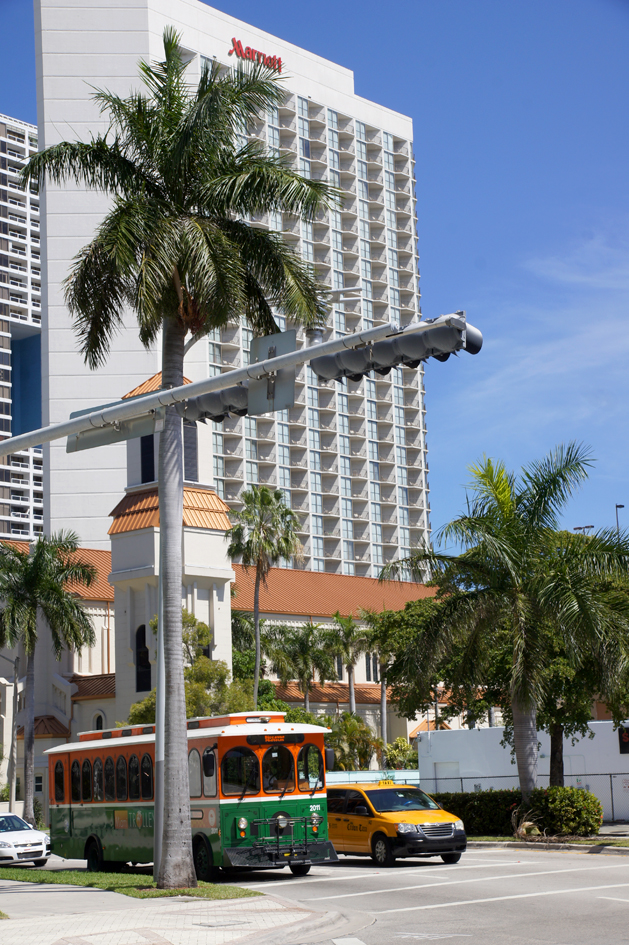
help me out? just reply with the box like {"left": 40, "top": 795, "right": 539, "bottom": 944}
{"left": 3, "top": 541, "right": 114, "bottom": 602}
{"left": 232, "top": 564, "right": 434, "bottom": 619}
{"left": 123, "top": 372, "right": 191, "bottom": 399}
{"left": 274, "top": 681, "right": 386, "bottom": 705}
{"left": 109, "top": 486, "right": 232, "bottom": 534}
{"left": 17, "top": 715, "right": 70, "bottom": 739}
{"left": 409, "top": 719, "right": 452, "bottom": 736}
{"left": 71, "top": 673, "right": 116, "bottom": 701}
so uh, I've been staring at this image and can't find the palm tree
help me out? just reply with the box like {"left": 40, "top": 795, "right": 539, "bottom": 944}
{"left": 23, "top": 31, "right": 332, "bottom": 886}
{"left": 381, "top": 443, "right": 629, "bottom": 801}
{"left": 362, "top": 608, "right": 395, "bottom": 746}
{"left": 329, "top": 612, "right": 370, "bottom": 714}
{"left": 228, "top": 485, "right": 303, "bottom": 707}
{"left": 267, "top": 622, "right": 336, "bottom": 711}
{"left": 0, "top": 534, "right": 95, "bottom": 825}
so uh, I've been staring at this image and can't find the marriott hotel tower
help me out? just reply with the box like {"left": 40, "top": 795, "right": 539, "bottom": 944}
{"left": 36, "top": 0, "right": 430, "bottom": 576}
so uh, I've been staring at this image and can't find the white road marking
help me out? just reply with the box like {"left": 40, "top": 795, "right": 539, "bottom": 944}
{"left": 598, "top": 896, "right": 629, "bottom": 903}
{"left": 331, "top": 939, "right": 368, "bottom": 945}
{"left": 305, "top": 861, "right": 629, "bottom": 902}
{"left": 373, "top": 881, "right": 629, "bottom": 914}
{"left": 240, "top": 860, "right": 545, "bottom": 890}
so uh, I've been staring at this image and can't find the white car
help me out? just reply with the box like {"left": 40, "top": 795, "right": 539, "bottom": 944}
{"left": 0, "top": 813, "right": 50, "bottom": 867}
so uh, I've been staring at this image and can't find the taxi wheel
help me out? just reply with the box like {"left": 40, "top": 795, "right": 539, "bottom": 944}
{"left": 441, "top": 853, "right": 461, "bottom": 864}
{"left": 289, "top": 863, "right": 311, "bottom": 876}
{"left": 371, "top": 834, "right": 396, "bottom": 867}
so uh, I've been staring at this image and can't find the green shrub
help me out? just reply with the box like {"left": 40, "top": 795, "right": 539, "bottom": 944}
{"left": 528, "top": 786, "right": 602, "bottom": 836}
{"left": 432, "top": 789, "right": 521, "bottom": 836}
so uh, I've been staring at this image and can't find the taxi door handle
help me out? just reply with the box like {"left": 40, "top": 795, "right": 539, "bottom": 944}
{"left": 343, "top": 818, "right": 349, "bottom": 821}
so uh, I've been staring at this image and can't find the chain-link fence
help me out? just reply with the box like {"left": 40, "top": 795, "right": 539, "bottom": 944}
{"left": 417, "top": 773, "right": 629, "bottom": 822}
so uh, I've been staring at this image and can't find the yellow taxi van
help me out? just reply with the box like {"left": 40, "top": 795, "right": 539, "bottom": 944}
{"left": 326, "top": 780, "right": 466, "bottom": 867}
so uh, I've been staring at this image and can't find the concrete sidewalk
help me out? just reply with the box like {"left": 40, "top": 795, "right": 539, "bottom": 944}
{"left": 0, "top": 879, "right": 321, "bottom": 945}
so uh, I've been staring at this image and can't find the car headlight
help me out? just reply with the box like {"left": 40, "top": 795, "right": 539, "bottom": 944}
{"left": 396, "top": 822, "right": 417, "bottom": 834}
{"left": 237, "top": 817, "right": 248, "bottom": 830}
{"left": 275, "top": 815, "right": 289, "bottom": 830}
{"left": 0, "top": 841, "right": 12, "bottom": 849}
{"left": 454, "top": 819, "right": 464, "bottom": 831}
{"left": 310, "top": 813, "right": 322, "bottom": 825}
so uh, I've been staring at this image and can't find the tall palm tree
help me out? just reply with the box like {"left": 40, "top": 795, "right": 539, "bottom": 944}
{"left": 267, "top": 622, "right": 336, "bottom": 711}
{"left": 329, "top": 612, "right": 370, "bottom": 714}
{"left": 23, "top": 30, "right": 332, "bottom": 886}
{"left": 362, "top": 608, "right": 395, "bottom": 746}
{"left": 0, "top": 534, "right": 95, "bottom": 825}
{"left": 381, "top": 443, "right": 629, "bottom": 801}
{"left": 228, "top": 485, "right": 303, "bottom": 707}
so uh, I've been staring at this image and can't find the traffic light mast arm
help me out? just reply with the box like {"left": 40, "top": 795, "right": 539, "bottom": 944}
{"left": 0, "top": 313, "right": 471, "bottom": 459}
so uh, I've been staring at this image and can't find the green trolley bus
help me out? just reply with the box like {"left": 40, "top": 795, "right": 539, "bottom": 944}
{"left": 46, "top": 711, "right": 337, "bottom": 880}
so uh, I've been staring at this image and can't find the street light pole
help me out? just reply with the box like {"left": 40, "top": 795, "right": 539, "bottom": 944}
{"left": 616, "top": 504, "right": 624, "bottom": 536}
{"left": 0, "top": 653, "right": 19, "bottom": 812}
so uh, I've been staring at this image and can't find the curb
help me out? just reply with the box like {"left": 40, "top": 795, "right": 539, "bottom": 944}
{"left": 468, "top": 840, "right": 629, "bottom": 856}
{"left": 236, "top": 897, "right": 375, "bottom": 945}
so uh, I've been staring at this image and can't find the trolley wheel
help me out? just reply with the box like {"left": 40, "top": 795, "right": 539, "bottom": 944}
{"left": 289, "top": 863, "right": 311, "bottom": 877}
{"left": 371, "top": 833, "right": 396, "bottom": 868}
{"left": 193, "top": 836, "right": 219, "bottom": 883}
{"left": 440, "top": 853, "right": 461, "bottom": 864}
{"left": 32, "top": 859, "right": 48, "bottom": 868}
{"left": 86, "top": 839, "right": 104, "bottom": 872}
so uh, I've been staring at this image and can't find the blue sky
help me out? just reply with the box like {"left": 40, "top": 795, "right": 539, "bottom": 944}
{"left": 2, "top": 0, "right": 628, "bottom": 540}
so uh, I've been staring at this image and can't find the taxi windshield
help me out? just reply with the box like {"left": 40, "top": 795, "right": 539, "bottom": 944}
{"left": 365, "top": 788, "right": 440, "bottom": 813}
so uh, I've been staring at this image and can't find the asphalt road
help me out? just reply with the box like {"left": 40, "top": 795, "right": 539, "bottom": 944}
{"left": 232, "top": 847, "right": 629, "bottom": 945}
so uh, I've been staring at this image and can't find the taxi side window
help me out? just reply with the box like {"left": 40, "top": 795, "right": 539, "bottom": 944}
{"left": 346, "top": 790, "right": 370, "bottom": 816}
{"left": 326, "top": 789, "right": 346, "bottom": 813}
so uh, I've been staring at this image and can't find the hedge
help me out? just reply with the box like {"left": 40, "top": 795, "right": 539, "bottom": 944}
{"left": 431, "top": 786, "right": 602, "bottom": 837}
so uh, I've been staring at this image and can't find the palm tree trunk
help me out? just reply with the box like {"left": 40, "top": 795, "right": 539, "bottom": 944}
{"left": 304, "top": 682, "right": 310, "bottom": 713}
{"left": 22, "top": 649, "right": 36, "bottom": 826}
{"left": 380, "top": 673, "right": 387, "bottom": 746}
{"left": 512, "top": 693, "right": 538, "bottom": 803}
{"left": 157, "top": 316, "right": 196, "bottom": 889}
{"left": 549, "top": 722, "right": 565, "bottom": 787}
{"left": 253, "top": 566, "right": 262, "bottom": 708}
{"left": 348, "top": 665, "right": 356, "bottom": 714}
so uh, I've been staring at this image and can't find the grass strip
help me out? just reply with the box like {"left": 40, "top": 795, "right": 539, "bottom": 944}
{"left": 468, "top": 835, "right": 629, "bottom": 847}
{"left": 0, "top": 910, "right": 9, "bottom": 919}
{"left": 0, "top": 867, "right": 261, "bottom": 900}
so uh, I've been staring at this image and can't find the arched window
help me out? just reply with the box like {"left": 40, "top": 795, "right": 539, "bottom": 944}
{"left": 94, "top": 714, "right": 104, "bottom": 731}
{"left": 116, "top": 756, "right": 127, "bottom": 801}
{"left": 141, "top": 754, "right": 153, "bottom": 799}
{"left": 93, "top": 758, "right": 104, "bottom": 802}
{"left": 81, "top": 759, "right": 92, "bottom": 802}
{"left": 262, "top": 745, "right": 295, "bottom": 795}
{"left": 104, "top": 757, "right": 115, "bottom": 801}
{"left": 71, "top": 760, "right": 80, "bottom": 803}
{"left": 54, "top": 761, "right": 65, "bottom": 802}
{"left": 297, "top": 744, "right": 324, "bottom": 792}
{"left": 221, "top": 747, "right": 260, "bottom": 796}
{"left": 128, "top": 755, "right": 140, "bottom": 800}
{"left": 188, "top": 749, "right": 202, "bottom": 798}
{"left": 135, "top": 626, "right": 151, "bottom": 692}
{"left": 203, "top": 748, "right": 217, "bottom": 798}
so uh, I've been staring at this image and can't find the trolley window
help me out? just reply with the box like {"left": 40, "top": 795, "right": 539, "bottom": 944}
{"left": 54, "top": 761, "right": 65, "bottom": 802}
{"left": 104, "top": 757, "right": 115, "bottom": 801}
{"left": 116, "top": 756, "right": 128, "bottom": 801}
{"left": 81, "top": 759, "right": 92, "bottom": 802}
{"left": 71, "top": 760, "right": 80, "bottom": 803}
{"left": 129, "top": 755, "right": 140, "bottom": 800}
{"left": 262, "top": 745, "right": 295, "bottom": 795}
{"left": 188, "top": 749, "right": 202, "bottom": 798}
{"left": 93, "top": 758, "right": 104, "bottom": 802}
{"left": 203, "top": 748, "right": 217, "bottom": 797}
{"left": 297, "top": 744, "right": 324, "bottom": 792}
{"left": 221, "top": 746, "right": 260, "bottom": 796}
{"left": 141, "top": 754, "right": 153, "bottom": 799}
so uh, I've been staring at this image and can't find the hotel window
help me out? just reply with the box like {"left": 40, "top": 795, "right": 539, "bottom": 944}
{"left": 356, "top": 121, "right": 366, "bottom": 141}
{"left": 396, "top": 446, "right": 407, "bottom": 466}
{"left": 341, "top": 497, "right": 352, "bottom": 518}
{"left": 334, "top": 270, "right": 344, "bottom": 290}
{"left": 311, "top": 471, "right": 322, "bottom": 492}
{"left": 277, "top": 422, "right": 289, "bottom": 444}
{"left": 300, "top": 158, "right": 311, "bottom": 178}
{"left": 362, "top": 278, "right": 372, "bottom": 298}
{"left": 268, "top": 124, "right": 280, "bottom": 156}
{"left": 365, "top": 652, "right": 371, "bottom": 682}
{"left": 298, "top": 97, "right": 309, "bottom": 119}
{"left": 299, "top": 134, "right": 310, "bottom": 159}
{"left": 359, "top": 199, "right": 369, "bottom": 220}
{"left": 331, "top": 208, "right": 342, "bottom": 230}
{"left": 394, "top": 385, "right": 404, "bottom": 406}
{"left": 361, "top": 259, "right": 371, "bottom": 280}
{"left": 387, "top": 248, "right": 398, "bottom": 269}
{"left": 269, "top": 210, "right": 282, "bottom": 232}
{"left": 343, "top": 559, "right": 355, "bottom": 576}
{"left": 368, "top": 440, "right": 378, "bottom": 461}
{"left": 312, "top": 493, "right": 323, "bottom": 514}
{"left": 310, "top": 450, "right": 321, "bottom": 470}
{"left": 390, "top": 287, "right": 400, "bottom": 307}
{"left": 383, "top": 131, "right": 394, "bottom": 151}
{"left": 387, "top": 228, "right": 398, "bottom": 248}
{"left": 371, "top": 522, "right": 382, "bottom": 543}
{"left": 395, "top": 426, "right": 405, "bottom": 446}
{"left": 398, "top": 486, "right": 409, "bottom": 507}
{"left": 328, "top": 108, "right": 338, "bottom": 130}
{"left": 371, "top": 502, "right": 381, "bottom": 522}
{"left": 394, "top": 405, "right": 405, "bottom": 425}
{"left": 356, "top": 140, "right": 367, "bottom": 161}
{"left": 268, "top": 105, "right": 280, "bottom": 125}
{"left": 339, "top": 434, "right": 350, "bottom": 455}
{"left": 399, "top": 506, "right": 409, "bottom": 527}
{"left": 334, "top": 309, "right": 345, "bottom": 333}
{"left": 338, "top": 392, "right": 349, "bottom": 413}
{"left": 360, "top": 239, "right": 370, "bottom": 260}
{"left": 363, "top": 299, "right": 373, "bottom": 328}
{"left": 312, "top": 514, "right": 323, "bottom": 535}
{"left": 302, "top": 240, "right": 314, "bottom": 262}
{"left": 367, "top": 400, "right": 377, "bottom": 420}
{"left": 386, "top": 208, "right": 397, "bottom": 229}
{"left": 359, "top": 180, "right": 369, "bottom": 200}
{"left": 328, "top": 128, "right": 339, "bottom": 149}
{"left": 333, "top": 249, "right": 344, "bottom": 271}
{"left": 338, "top": 414, "right": 349, "bottom": 435}
{"left": 308, "top": 428, "right": 320, "bottom": 450}
{"left": 398, "top": 466, "right": 408, "bottom": 486}
{"left": 213, "top": 455, "right": 224, "bottom": 480}
{"left": 342, "top": 518, "right": 353, "bottom": 539}
{"left": 278, "top": 467, "right": 291, "bottom": 490}
{"left": 307, "top": 386, "right": 319, "bottom": 407}
{"left": 307, "top": 364, "right": 318, "bottom": 386}
{"left": 336, "top": 656, "right": 344, "bottom": 679}
{"left": 389, "top": 270, "right": 399, "bottom": 291}
{"left": 390, "top": 308, "right": 400, "bottom": 327}
{"left": 358, "top": 160, "right": 367, "bottom": 181}
{"left": 343, "top": 541, "right": 355, "bottom": 563}
{"left": 245, "top": 439, "right": 257, "bottom": 460}
{"left": 329, "top": 149, "right": 340, "bottom": 171}
{"left": 340, "top": 455, "right": 351, "bottom": 476}
{"left": 246, "top": 461, "right": 258, "bottom": 483}
{"left": 399, "top": 527, "right": 411, "bottom": 547}
{"left": 308, "top": 407, "right": 320, "bottom": 428}
{"left": 331, "top": 228, "right": 343, "bottom": 251}
{"left": 366, "top": 378, "right": 376, "bottom": 398}
{"left": 384, "top": 150, "right": 395, "bottom": 171}
{"left": 369, "top": 461, "right": 380, "bottom": 482}
{"left": 278, "top": 444, "right": 290, "bottom": 466}
{"left": 370, "top": 480, "right": 381, "bottom": 501}
{"left": 367, "top": 420, "right": 377, "bottom": 440}
{"left": 372, "top": 544, "right": 383, "bottom": 566}
{"left": 359, "top": 218, "right": 370, "bottom": 240}
{"left": 385, "top": 190, "right": 396, "bottom": 210}
{"left": 341, "top": 476, "right": 351, "bottom": 497}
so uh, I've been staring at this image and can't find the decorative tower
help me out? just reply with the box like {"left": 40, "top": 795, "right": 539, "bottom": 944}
{"left": 108, "top": 373, "right": 234, "bottom": 724}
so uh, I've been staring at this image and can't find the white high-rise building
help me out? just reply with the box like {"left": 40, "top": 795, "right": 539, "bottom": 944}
{"left": 0, "top": 115, "right": 44, "bottom": 539}
{"left": 35, "top": 0, "right": 430, "bottom": 572}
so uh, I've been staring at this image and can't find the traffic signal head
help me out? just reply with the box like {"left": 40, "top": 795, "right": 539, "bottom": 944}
{"left": 310, "top": 314, "right": 482, "bottom": 382}
{"left": 175, "top": 383, "right": 249, "bottom": 423}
